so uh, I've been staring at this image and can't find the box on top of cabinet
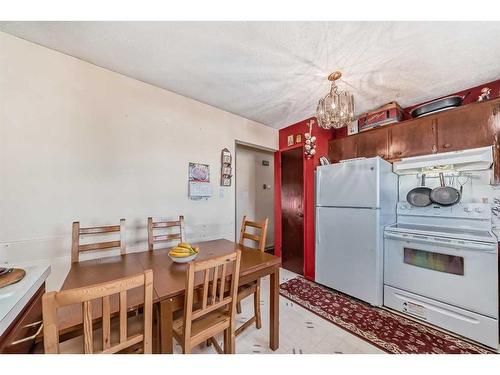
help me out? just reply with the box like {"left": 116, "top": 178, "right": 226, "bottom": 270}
{"left": 358, "top": 101, "right": 404, "bottom": 132}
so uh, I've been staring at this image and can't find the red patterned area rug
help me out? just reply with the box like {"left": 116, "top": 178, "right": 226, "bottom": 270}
{"left": 280, "top": 277, "right": 495, "bottom": 354}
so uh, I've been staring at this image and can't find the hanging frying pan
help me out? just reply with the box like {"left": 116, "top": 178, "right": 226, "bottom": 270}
{"left": 430, "top": 173, "right": 461, "bottom": 206}
{"left": 406, "top": 174, "right": 432, "bottom": 207}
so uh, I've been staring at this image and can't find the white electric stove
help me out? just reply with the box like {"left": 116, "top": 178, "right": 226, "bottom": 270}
{"left": 384, "top": 202, "right": 499, "bottom": 349}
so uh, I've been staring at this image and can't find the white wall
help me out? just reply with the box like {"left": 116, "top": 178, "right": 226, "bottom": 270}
{"left": 236, "top": 145, "right": 275, "bottom": 248}
{"left": 0, "top": 32, "right": 278, "bottom": 290}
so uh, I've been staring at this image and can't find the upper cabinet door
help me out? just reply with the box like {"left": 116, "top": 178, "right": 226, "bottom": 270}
{"left": 389, "top": 118, "right": 437, "bottom": 159}
{"left": 328, "top": 136, "right": 357, "bottom": 162}
{"left": 356, "top": 127, "right": 389, "bottom": 159}
{"left": 436, "top": 102, "right": 496, "bottom": 153}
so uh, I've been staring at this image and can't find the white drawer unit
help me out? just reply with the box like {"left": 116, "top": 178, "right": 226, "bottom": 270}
{"left": 384, "top": 285, "right": 498, "bottom": 349}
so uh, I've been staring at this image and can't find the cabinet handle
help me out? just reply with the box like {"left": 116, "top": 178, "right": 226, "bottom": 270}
{"left": 432, "top": 144, "right": 437, "bottom": 153}
{"left": 443, "top": 143, "right": 451, "bottom": 148}
{"left": 8, "top": 321, "right": 43, "bottom": 346}
{"left": 394, "top": 151, "right": 403, "bottom": 156}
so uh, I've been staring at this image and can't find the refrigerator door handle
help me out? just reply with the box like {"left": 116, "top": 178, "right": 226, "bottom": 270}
{"left": 317, "top": 218, "right": 320, "bottom": 244}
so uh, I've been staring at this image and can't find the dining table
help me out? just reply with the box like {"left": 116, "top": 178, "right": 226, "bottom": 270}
{"left": 57, "top": 238, "right": 281, "bottom": 353}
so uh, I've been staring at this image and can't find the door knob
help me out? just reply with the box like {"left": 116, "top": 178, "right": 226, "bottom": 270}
{"left": 296, "top": 211, "right": 304, "bottom": 218}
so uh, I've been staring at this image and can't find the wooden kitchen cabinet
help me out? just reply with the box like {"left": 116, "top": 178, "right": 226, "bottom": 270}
{"left": 389, "top": 118, "right": 437, "bottom": 159}
{"left": 356, "top": 127, "right": 389, "bottom": 159}
{"left": 435, "top": 101, "right": 497, "bottom": 153}
{"left": 329, "top": 135, "right": 357, "bottom": 162}
{"left": 328, "top": 98, "right": 500, "bottom": 181}
{"left": 0, "top": 283, "right": 45, "bottom": 354}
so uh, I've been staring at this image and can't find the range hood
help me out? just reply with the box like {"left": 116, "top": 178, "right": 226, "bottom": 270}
{"left": 393, "top": 146, "right": 493, "bottom": 175}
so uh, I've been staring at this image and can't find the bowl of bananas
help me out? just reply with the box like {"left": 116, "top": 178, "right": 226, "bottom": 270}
{"left": 168, "top": 242, "right": 200, "bottom": 263}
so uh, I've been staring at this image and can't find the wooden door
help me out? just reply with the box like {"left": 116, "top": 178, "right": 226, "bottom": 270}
{"left": 436, "top": 102, "right": 496, "bottom": 153}
{"left": 328, "top": 136, "right": 357, "bottom": 162}
{"left": 280, "top": 147, "right": 304, "bottom": 275}
{"left": 356, "top": 127, "right": 389, "bottom": 159}
{"left": 389, "top": 118, "right": 437, "bottom": 159}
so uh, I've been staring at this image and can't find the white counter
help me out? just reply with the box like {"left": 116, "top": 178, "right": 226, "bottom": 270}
{"left": 0, "top": 260, "right": 51, "bottom": 337}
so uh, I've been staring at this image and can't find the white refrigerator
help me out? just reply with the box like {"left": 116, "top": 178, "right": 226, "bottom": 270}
{"left": 315, "top": 157, "right": 397, "bottom": 306}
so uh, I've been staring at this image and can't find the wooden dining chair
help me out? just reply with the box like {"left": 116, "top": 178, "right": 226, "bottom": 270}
{"left": 147, "top": 216, "right": 186, "bottom": 250}
{"left": 172, "top": 251, "right": 241, "bottom": 354}
{"left": 71, "top": 219, "right": 126, "bottom": 263}
{"left": 235, "top": 216, "right": 268, "bottom": 336}
{"left": 42, "top": 270, "right": 153, "bottom": 354}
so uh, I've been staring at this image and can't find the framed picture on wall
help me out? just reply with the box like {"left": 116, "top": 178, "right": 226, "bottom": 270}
{"left": 287, "top": 135, "right": 294, "bottom": 146}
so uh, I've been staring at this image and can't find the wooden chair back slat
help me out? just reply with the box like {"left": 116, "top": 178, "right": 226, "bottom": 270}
{"left": 79, "top": 225, "right": 120, "bottom": 235}
{"left": 202, "top": 269, "right": 210, "bottom": 310}
{"left": 182, "top": 251, "right": 241, "bottom": 345}
{"left": 119, "top": 290, "right": 127, "bottom": 343}
{"left": 191, "top": 298, "right": 231, "bottom": 321}
{"left": 42, "top": 270, "right": 153, "bottom": 354}
{"left": 147, "top": 216, "right": 185, "bottom": 251}
{"left": 218, "top": 263, "right": 227, "bottom": 302}
{"left": 153, "top": 234, "right": 182, "bottom": 242}
{"left": 71, "top": 219, "right": 126, "bottom": 263}
{"left": 79, "top": 241, "right": 121, "bottom": 253}
{"left": 242, "top": 232, "right": 260, "bottom": 242}
{"left": 152, "top": 221, "right": 183, "bottom": 228}
{"left": 211, "top": 266, "right": 219, "bottom": 304}
{"left": 82, "top": 300, "right": 93, "bottom": 354}
{"left": 238, "top": 216, "right": 269, "bottom": 252}
{"left": 102, "top": 296, "right": 111, "bottom": 350}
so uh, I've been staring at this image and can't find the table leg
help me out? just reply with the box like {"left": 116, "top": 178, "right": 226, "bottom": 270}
{"left": 160, "top": 299, "right": 173, "bottom": 354}
{"left": 269, "top": 266, "right": 279, "bottom": 350}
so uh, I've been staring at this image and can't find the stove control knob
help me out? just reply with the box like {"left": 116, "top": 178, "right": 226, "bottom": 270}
{"left": 401, "top": 203, "right": 408, "bottom": 210}
{"left": 463, "top": 207, "right": 471, "bottom": 212}
{"left": 475, "top": 207, "right": 483, "bottom": 213}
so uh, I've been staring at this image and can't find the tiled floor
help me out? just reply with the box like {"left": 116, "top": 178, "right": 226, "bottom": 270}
{"left": 173, "top": 268, "right": 384, "bottom": 354}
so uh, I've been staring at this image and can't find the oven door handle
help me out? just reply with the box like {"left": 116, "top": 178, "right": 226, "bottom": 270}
{"left": 385, "top": 232, "right": 497, "bottom": 253}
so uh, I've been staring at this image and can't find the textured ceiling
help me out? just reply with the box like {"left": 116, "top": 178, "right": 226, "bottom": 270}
{"left": 1, "top": 21, "right": 499, "bottom": 129}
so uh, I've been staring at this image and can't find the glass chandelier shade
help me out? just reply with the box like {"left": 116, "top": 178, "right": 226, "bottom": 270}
{"left": 316, "top": 71, "right": 354, "bottom": 129}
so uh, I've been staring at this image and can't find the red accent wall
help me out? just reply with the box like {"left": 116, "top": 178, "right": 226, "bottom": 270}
{"left": 275, "top": 117, "right": 334, "bottom": 280}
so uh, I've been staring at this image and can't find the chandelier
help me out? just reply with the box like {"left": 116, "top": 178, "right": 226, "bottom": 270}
{"left": 316, "top": 71, "right": 354, "bottom": 129}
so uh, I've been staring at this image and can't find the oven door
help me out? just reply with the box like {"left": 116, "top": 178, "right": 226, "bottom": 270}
{"left": 384, "top": 231, "right": 498, "bottom": 318}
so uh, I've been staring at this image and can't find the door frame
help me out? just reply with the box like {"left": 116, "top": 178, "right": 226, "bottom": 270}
{"left": 234, "top": 140, "right": 276, "bottom": 245}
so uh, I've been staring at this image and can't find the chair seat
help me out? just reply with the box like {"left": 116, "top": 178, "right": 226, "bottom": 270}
{"left": 173, "top": 308, "right": 230, "bottom": 347}
{"left": 56, "top": 315, "right": 144, "bottom": 354}
{"left": 237, "top": 280, "right": 258, "bottom": 301}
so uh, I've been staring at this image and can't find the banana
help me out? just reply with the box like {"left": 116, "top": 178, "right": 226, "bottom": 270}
{"left": 169, "top": 246, "right": 193, "bottom": 257}
{"left": 169, "top": 252, "right": 192, "bottom": 258}
{"left": 170, "top": 243, "right": 200, "bottom": 257}
{"left": 172, "top": 246, "right": 190, "bottom": 252}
